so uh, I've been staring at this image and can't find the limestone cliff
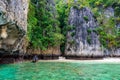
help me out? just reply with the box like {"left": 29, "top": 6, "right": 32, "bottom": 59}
{"left": 103, "top": 7, "right": 120, "bottom": 56}
{"left": 65, "top": 5, "right": 120, "bottom": 57}
{"left": 65, "top": 7, "right": 103, "bottom": 56}
{"left": 0, "top": 0, "right": 29, "bottom": 54}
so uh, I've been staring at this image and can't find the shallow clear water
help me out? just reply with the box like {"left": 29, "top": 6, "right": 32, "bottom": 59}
{"left": 0, "top": 61, "right": 120, "bottom": 80}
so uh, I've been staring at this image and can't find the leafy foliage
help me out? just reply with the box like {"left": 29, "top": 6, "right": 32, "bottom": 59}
{"left": 27, "top": 0, "right": 64, "bottom": 50}
{"left": 55, "top": 0, "right": 74, "bottom": 54}
{"left": 55, "top": 0, "right": 120, "bottom": 51}
{"left": 28, "top": 0, "right": 120, "bottom": 53}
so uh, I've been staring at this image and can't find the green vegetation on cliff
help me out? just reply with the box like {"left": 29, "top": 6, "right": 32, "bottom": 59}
{"left": 27, "top": 0, "right": 120, "bottom": 53}
{"left": 55, "top": 0, "right": 120, "bottom": 50}
{"left": 88, "top": 0, "right": 120, "bottom": 50}
{"left": 27, "top": 0, "right": 64, "bottom": 50}
{"left": 55, "top": 0, "right": 73, "bottom": 54}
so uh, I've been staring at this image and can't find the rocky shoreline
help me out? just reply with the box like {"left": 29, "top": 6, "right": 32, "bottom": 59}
{"left": 1, "top": 54, "right": 120, "bottom": 64}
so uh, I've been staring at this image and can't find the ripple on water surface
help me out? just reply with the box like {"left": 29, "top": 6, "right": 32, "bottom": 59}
{"left": 0, "top": 61, "right": 120, "bottom": 80}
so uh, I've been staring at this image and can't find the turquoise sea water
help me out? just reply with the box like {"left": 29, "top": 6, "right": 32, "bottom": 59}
{"left": 0, "top": 61, "right": 120, "bottom": 80}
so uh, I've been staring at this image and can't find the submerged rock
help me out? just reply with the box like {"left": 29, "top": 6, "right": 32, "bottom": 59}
{"left": 65, "top": 7, "right": 103, "bottom": 56}
{"left": 0, "top": 0, "right": 29, "bottom": 54}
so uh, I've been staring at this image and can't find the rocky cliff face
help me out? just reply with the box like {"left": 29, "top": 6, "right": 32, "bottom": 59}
{"left": 65, "top": 7, "right": 103, "bottom": 56}
{"left": 65, "top": 5, "right": 120, "bottom": 56}
{"left": 103, "top": 7, "right": 120, "bottom": 56}
{"left": 0, "top": 0, "right": 29, "bottom": 54}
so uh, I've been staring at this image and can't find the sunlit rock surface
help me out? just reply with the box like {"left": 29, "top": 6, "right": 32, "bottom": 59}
{"left": 103, "top": 7, "right": 120, "bottom": 56}
{"left": 65, "top": 7, "right": 103, "bottom": 56}
{"left": 0, "top": 0, "right": 29, "bottom": 54}
{"left": 65, "top": 6, "right": 120, "bottom": 56}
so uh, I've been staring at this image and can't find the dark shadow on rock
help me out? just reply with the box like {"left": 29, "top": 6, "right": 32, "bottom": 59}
{"left": 32, "top": 55, "right": 38, "bottom": 63}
